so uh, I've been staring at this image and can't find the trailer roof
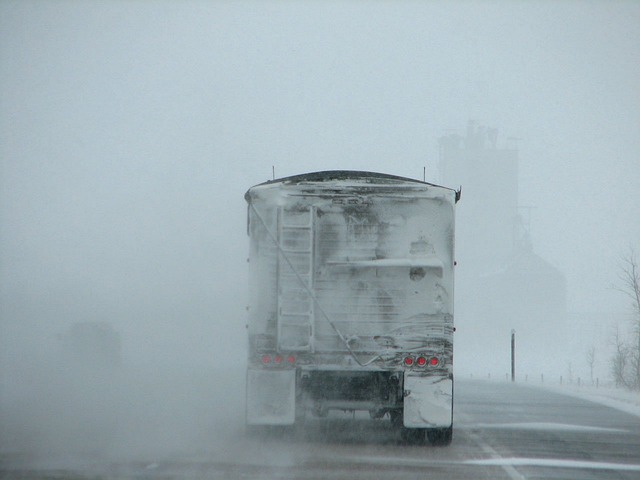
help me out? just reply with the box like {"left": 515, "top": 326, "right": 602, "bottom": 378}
{"left": 246, "top": 170, "right": 461, "bottom": 202}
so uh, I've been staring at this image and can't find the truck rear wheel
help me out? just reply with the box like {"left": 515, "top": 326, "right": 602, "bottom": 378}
{"left": 400, "top": 427, "right": 426, "bottom": 445}
{"left": 389, "top": 409, "right": 403, "bottom": 428}
{"left": 426, "top": 426, "right": 453, "bottom": 446}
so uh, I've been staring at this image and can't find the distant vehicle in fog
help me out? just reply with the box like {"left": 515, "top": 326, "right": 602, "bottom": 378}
{"left": 244, "top": 171, "right": 460, "bottom": 445}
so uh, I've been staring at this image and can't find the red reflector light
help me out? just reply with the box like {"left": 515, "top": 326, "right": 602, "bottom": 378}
{"left": 429, "top": 357, "right": 439, "bottom": 366}
{"left": 261, "top": 355, "right": 271, "bottom": 364}
{"left": 416, "top": 356, "right": 427, "bottom": 367}
{"left": 287, "top": 355, "right": 296, "bottom": 364}
{"left": 274, "top": 355, "right": 283, "bottom": 364}
{"left": 404, "top": 357, "right": 414, "bottom": 366}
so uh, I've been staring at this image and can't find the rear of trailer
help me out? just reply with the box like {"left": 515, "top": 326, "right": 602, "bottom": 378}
{"left": 244, "top": 171, "right": 459, "bottom": 445}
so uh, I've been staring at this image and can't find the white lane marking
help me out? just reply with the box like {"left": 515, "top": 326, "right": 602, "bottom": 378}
{"left": 464, "top": 422, "right": 628, "bottom": 434}
{"left": 465, "top": 458, "right": 640, "bottom": 471}
{"left": 340, "top": 434, "right": 526, "bottom": 479}
{"left": 330, "top": 452, "right": 528, "bottom": 479}
{"left": 331, "top": 455, "right": 452, "bottom": 468}
{"left": 467, "top": 431, "right": 527, "bottom": 480}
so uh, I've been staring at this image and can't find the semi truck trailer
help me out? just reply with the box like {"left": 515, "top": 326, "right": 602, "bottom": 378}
{"left": 244, "top": 170, "right": 459, "bottom": 445}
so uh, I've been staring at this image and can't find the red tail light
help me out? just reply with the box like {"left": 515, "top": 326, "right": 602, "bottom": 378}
{"left": 260, "top": 353, "right": 297, "bottom": 366}
{"left": 404, "top": 356, "right": 414, "bottom": 366}
{"left": 429, "top": 357, "right": 439, "bottom": 367}
{"left": 416, "top": 356, "right": 427, "bottom": 367}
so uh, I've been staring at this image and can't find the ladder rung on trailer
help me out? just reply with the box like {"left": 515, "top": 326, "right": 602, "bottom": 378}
{"left": 277, "top": 207, "right": 315, "bottom": 352}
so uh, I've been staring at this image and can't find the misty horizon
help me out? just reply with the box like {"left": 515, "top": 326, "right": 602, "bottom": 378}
{"left": 1, "top": 0, "right": 639, "bottom": 467}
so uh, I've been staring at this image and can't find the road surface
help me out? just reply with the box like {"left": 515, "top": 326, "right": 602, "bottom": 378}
{"left": 2, "top": 380, "right": 640, "bottom": 479}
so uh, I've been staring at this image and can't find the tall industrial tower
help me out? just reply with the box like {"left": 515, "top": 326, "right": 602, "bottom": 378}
{"left": 439, "top": 121, "right": 520, "bottom": 273}
{"left": 439, "top": 121, "right": 567, "bottom": 377}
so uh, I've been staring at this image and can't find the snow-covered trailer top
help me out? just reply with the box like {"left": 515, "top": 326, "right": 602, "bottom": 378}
{"left": 245, "top": 171, "right": 459, "bottom": 370}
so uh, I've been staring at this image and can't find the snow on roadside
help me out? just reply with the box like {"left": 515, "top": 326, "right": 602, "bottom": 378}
{"left": 539, "top": 383, "right": 640, "bottom": 419}
{"left": 462, "top": 375, "right": 640, "bottom": 419}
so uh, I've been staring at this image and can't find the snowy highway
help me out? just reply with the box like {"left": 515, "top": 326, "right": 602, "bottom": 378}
{"left": 227, "top": 380, "right": 640, "bottom": 479}
{"left": 3, "top": 379, "right": 640, "bottom": 480}
{"left": 3, "top": 2, "right": 640, "bottom": 480}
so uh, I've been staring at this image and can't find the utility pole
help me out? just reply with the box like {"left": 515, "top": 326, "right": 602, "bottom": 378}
{"left": 511, "top": 329, "right": 516, "bottom": 382}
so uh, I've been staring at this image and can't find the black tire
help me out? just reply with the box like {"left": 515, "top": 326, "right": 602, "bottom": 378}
{"left": 389, "top": 409, "right": 403, "bottom": 428}
{"left": 400, "top": 427, "right": 426, "bottom": 445}
{"left": 426, "top": 426, "right": 453, "bottom": 446}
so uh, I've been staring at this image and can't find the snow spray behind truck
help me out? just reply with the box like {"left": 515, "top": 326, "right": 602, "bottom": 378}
{"left": 244, "top": 171, "right": 460, "bottom": 445}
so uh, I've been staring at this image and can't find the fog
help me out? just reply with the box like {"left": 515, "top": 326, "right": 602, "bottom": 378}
{"left": 1, "top": 0, "right": 639, "bottom": 465}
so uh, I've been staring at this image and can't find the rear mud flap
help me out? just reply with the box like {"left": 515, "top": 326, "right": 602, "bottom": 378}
{"left": 246, "top": 369, "right": 296, "bottom": 425}
{"left": 403, "top": 374, "right": 452, "bottom": 428}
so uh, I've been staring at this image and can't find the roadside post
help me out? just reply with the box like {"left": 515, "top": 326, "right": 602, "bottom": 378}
{"left": 511, "top": 329, "right": 516, "bottom": 382}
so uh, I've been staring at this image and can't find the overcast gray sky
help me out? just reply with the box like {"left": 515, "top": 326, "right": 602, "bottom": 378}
{"left": 1, "top": 1, "right": 639, "bottom": 369}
